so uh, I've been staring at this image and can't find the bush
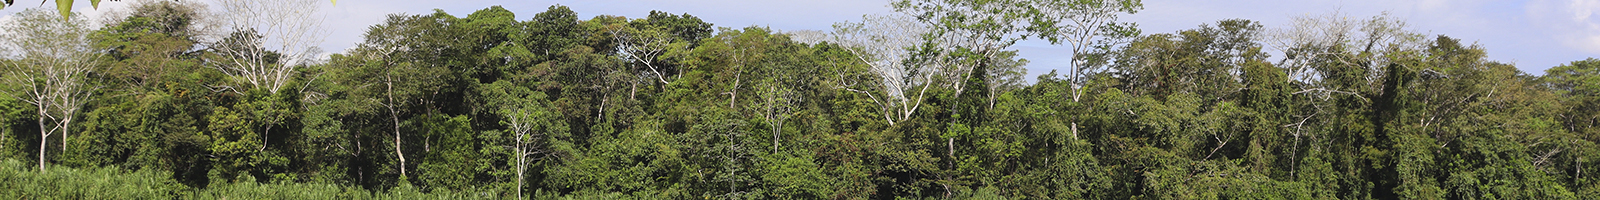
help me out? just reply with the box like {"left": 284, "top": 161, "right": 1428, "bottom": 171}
{"left": 0, "top": 159, "right": 186, "bottom": 198}
{"left": 0, "top": 159, "right": 503, "bottom": 199}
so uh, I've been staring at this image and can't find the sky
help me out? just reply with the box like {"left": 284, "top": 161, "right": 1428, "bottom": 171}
{"left": 3, "top": 0, "right": 1597, "bottom": 77}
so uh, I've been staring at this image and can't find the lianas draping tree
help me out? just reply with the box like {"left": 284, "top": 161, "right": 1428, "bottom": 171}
{"left": 198, "top": 0, "right": 328, "bottom": 182}
{"left": 872, "top": 0, "right": 1139, "bottom": 196}
{"left": 0, "top": 0, "right": 1598, "bottom": 199}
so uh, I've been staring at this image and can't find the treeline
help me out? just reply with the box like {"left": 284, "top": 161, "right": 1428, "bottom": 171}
{"left": 0, "top": 0, "right": 1597, "bottom": 199}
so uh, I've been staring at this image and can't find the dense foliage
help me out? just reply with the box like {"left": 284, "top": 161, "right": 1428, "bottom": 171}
{"left": 1, "top": 1, "right": 1597, "bottom": 199}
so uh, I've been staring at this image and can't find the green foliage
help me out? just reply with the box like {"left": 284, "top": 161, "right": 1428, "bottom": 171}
{"left": 0, "top": 159, "right": 185, "bottom": 198}
{"left": 0, "top": 158, "right": 505, "bottom": 199}
{"left": 0, "top": 2, "right": 1596, "bottom": 199}
{"left": 0, "top": 96, "right": 28, "bottom": 160}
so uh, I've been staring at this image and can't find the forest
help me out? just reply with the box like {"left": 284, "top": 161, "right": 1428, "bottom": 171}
{"left": 0, "top": 0, "right": 1598, "bottom": 199}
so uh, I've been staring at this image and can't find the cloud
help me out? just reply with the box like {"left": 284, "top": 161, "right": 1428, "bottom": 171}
{"left": 1529, "top": 0, "right": 1600, "bottom": 54}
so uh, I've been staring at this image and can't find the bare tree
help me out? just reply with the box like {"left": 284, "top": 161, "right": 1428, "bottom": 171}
{"left": 206, "top": 0, "right": 327, "bottom": 166}
{"left": 816, "top": 14, "right": 936, "bottom": 126}
{"left": 210, "top": 0, "right": 326, "bottom": 94}
{"left": 487, "top": 85, "right": 566, "bottom": 200}
{"left": 782, "top": 30, "right": 829, "bottom": 44}
{"left": 504, "top": 106, "right": 550, "bottom": 200}
{"left": 752, "top": 71, "right": 800, "bottom": 154}
{"left": 1267, "top": 11, "right": 1426, "bottom": 85}
{"left": 984, "top": 50, "right": 1028, "bottom": 108}
{"left": 1028, "top": 0, "right": 1145, "bottom": 102}
{"left": 611, "top": 25, "right": 680, "bottom": 85}
{"left": 1265, "top": 12, "right": 1426, "bottom": 132}
{"left": 0, "top": 9, "right": 101, "bottom": 170}
{"left": 818, "top": 13, "right": 1000, "bottom": 196}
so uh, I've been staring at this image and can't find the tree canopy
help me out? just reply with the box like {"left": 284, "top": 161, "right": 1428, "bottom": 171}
{"left": 0, "top": 1, "right": 1596, "bottom": 199}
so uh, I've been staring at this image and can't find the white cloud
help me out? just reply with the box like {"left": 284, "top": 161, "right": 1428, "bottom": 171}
{"left": 1529, "top": 0, "right": 1600, "bottom": 54}
{"left": 1572, "top": 0, "right": 1599, "bottom": 21}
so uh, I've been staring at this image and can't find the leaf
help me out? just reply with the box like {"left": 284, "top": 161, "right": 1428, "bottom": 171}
{"left": 330, "top": 0, "right": 336, "bottom": 5}
{"left": 89, "top": 0, "right": 98, "bottom": 9}
{"left": 56, "top": 0, "right": 72, "bottom": 20}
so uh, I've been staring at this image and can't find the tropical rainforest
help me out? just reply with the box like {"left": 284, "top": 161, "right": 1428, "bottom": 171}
{"left": 0, "top": 0, "right": 1597, "bottom": 199}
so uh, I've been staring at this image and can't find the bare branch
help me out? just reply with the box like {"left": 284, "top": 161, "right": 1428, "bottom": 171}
{"left": 210, "top": 0, "right": 326, "bottom": 94}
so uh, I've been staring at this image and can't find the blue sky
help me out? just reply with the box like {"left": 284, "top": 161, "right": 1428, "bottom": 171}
{"left": 6, "top": 0, "right": 1597, "bottom": 77}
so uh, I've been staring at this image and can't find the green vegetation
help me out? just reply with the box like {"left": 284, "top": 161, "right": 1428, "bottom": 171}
{"left": 0, "top": 0, "right": 1597, "bottom": 199}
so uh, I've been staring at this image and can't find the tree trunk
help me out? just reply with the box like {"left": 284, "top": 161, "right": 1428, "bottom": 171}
{"left": 39, "top": 133, "right": 47, "bottom": 170}
{"left": 947, "top": 138, "right": 955, "bottom": 169}
{"left": 1071, "top": 122, "right": 1079, "bottom": 140}
{"left": 37, "top": 115, "right": 47, "bottom": 170}
{"left": 387, "top": 74, "right": 407, "bottom": 177}
{"left": 392, "top": 110, "right": 405, "bottom": 177}
{"left": 516, "top": 144, "right": 525, "bottom": 200}
{"left": 37, "top": 116, "right": 46, "bottom": 170}
{"left": 773, "top": 124, "right": 780, "bottom": 154}
{"left": 260, "top": 102, "right": 275, "bottom": 152}
{"left": 730, "top": 72, "right": 742, "bottom": 109}
{"left": 768, "top": 92, "right": 779, "bottom": 154}
{"left": 60, "top": 118, "right": 67, "bottom": 153}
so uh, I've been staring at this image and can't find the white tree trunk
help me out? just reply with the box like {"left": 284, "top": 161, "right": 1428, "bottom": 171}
{"left": 386, "top": 75, "right": 407, "bottom": 177}
{"left": 37, "top": 113, "right": 48, "bottom": 170}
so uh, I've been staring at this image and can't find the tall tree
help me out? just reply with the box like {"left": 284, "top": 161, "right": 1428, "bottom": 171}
{"left": 335, "top": 12, "right": 457, "bottom": 178}
{"left": 0, "top": 8, "right": 100, "bottom": 170}
{"left": 1545, "top": 58, "right": 1600, "bottom": 141}
{"left": 821, "top": 14, "right": 936, "bottom": 126}
{"left": 894, "top": 0, "right": 1141, "bottom": 140}
{"left": 482, "top": 80, "right": 568, "bottom": 200}
{"left": 1026, "top": 0, "right": 1143, "bottom": 102}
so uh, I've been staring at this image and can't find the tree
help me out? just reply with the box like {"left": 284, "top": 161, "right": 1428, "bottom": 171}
{"left": 334, "top": 12, "right": 459, "bottom": 178}
{"left": 820, "top": 14, "right": 934, "bottom": 126}
{"left": 1, "top": 0, "right": 335, "bottom": 22}
{"left": 1027, "top": 0, "right": 1143, "bottom": 102}
{"left": 1267, "top": 11, "right": 1425, "bottom": 85}
{"left": 0, "top": 8, "right": 100, "bottom": 170}
{"left": 610, "top": 23, "right": 679, "bottom": 85}
{"left": 982, "top": 50, "right": 1027, "bottom": 108}
{"left": 201, "top": 0, "right": 327, "bottom": 169}
{"left": 894, "top": 0, "right": 1141, "bottom": 101}
{"left": 1545, "top": 58, "right": 1600, "bottom": 141}
{"left": 69, "top": 0, "right": 216, "bottom": 181}
{"left": 894, "top": 0, "right": 1141, "bottom": 145}
{"left": 93, "top": 0, "right": 214, "bottom": 88}
{"left": 607, "top": 11, "right": 710, "bottom": 87}
{"left": 482, "top": 80, "right": 567, "bottom": 200}
{"left": 209, "top": 0, "right": 326, "bottom": 94}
